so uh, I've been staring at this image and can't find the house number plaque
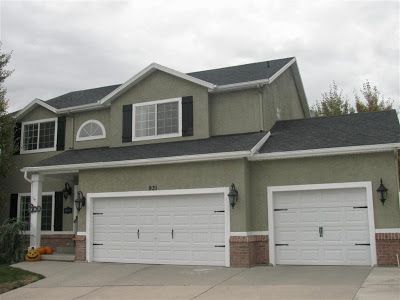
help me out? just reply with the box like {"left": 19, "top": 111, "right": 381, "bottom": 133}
{"left": 148, "top": 185, "right": 158, "bottom": 190}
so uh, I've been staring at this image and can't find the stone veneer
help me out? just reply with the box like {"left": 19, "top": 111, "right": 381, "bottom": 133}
{"left": 230, "top": 235, "right": 268, "bottom": 267}
{"left": 375, "top": 233, "right": 400, "bottom": 266}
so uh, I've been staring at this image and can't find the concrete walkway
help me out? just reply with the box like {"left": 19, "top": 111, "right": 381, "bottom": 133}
{"left": 0, "top": 262, "right": 395, "bottom": 299}
{"left": 354, "top": 267, "right": 400, "bottom": 299}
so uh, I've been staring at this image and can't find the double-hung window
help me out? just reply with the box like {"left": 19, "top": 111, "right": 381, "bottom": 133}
{"left": 21, "top": 118, "right": 57, "bottom": 154}
{"left": 18, "top": 193, "right": 54, "bottom": 232}
{"left": 132, "top": 98, "right": 182, "bottom": 141}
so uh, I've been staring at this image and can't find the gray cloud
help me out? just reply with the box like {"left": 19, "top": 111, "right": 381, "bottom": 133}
{"left": 1, "top": 0, "right": 399, "bottom": 112}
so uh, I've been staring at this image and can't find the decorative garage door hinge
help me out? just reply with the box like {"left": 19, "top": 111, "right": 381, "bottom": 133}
{"left": 274, "top": 208, "right": 288, "bottom": 211}
{"left": 213, "top": 210, "right": 225, "bottom": 213}
{"left": 355, "top": 243, "right": 370, "bottom": 246}
{"left": 214, "top": 245, "right": 226, "bottom": 248}
{"left": 275, "top": 243, "right": 289, "bottom": 246}
{"left": 93, "top": 212, "right": 104, "bottom": 215}
{"left": 353, "top": 206, "right": 367, "bottom": 209}
{"left": 93, "top": 243, "right": 103, "bottom": 246}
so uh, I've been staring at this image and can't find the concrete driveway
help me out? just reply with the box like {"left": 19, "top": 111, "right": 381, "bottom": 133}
{"left": 0, "top": 261, "right": 394, "bottom": 300}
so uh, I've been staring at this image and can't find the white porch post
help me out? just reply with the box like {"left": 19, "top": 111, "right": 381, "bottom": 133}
{"left": 30, "top": 174, "right": 42, "bottom": 248}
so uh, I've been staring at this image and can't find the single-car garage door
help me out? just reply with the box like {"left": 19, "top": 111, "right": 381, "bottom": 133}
{"left": 91, "top": 193, "right": 227, "bottom": 266}
{"left": 272, "top": 187, "right": 373, "bottom": 265}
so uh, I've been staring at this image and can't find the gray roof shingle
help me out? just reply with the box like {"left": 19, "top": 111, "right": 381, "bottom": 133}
{"left": 259, "top": 110, "right": 400, "bottom": 153}
{"left": 34, "top": 131, "right": 266, "bottom": 167}
{"left": 42, "top": 57, "right": 293, "bottom": 110}
{"left": 187, "top": 57, "right": 293, "bottom": 86}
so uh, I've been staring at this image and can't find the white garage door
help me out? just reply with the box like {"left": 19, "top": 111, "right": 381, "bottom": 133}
{"left": 273, "top": 188, "right": 372, "bottom": 265}
{"left": 91, "top": 193, "right": 226, "bottom": 266}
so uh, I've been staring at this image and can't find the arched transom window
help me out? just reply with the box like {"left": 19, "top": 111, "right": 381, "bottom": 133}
{"left": 76, "top": 120, "right": 106, "bottom": 141}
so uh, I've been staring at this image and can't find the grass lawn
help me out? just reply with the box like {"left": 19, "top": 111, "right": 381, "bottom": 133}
{"left": 0, "top": 265, "right": 44, "bottom": 294}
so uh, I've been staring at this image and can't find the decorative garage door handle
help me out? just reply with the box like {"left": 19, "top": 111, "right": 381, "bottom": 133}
{"left": 137, "top": 229, "right": 140, "bottom": 239}
{"left": 171, "top": 229, "right": 174, "bottom": 239}
{"left": 319, "top": 226, "right": 323, "bottom": 237}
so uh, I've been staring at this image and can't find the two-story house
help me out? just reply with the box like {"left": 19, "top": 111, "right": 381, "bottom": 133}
{"left": 2, "top": 57, "right": 400, "bottom": 267}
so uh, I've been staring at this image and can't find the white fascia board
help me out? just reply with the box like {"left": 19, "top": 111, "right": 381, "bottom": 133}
{"left": 14, "top": 98, "right": 58, "bottom": 119}
{"left": 210, "top": 58, "right": 297, "bottom": 93}
{"left": 375, "top": 228, "right": 400, "bottom": 233}
{"left": 250, "top": 143, "right": 400, "bottom": 161}
{"left": 267, "top": 57, "right": 296, "bottom": 84}
{"left": 98, "top": 63, "right": 216, "bottom": 105}
{"left": 21, "top": 151, "right": 250, "bottom": 174}
{"left": 250, "top": 132, "right": 271, "bottom": 154}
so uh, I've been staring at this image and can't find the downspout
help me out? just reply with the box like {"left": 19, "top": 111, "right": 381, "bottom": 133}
{"left": 257, "top": 84, "right": 266, "bottom": 132}
{"left": 24, "top": 170, "right": 32, "bottom": 184}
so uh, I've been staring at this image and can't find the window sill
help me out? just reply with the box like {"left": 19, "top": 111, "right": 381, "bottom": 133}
{"left": 132, "top": 133, "right": 182, "bottom": 142}
{"left": 20, "top": 147, "right": 57, "bottom": 155}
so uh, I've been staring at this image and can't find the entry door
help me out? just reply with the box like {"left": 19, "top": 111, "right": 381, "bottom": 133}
{"left": 92, "top": 193, "right": 226, "bottom": 266}
{"left": 273, "top": 188, "right": 371, "bottom": 265}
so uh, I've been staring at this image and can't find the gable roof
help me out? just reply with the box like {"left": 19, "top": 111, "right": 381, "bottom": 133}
{"left": 14, "top": 57, "right": 299, "bottom": 118}
{"left": 188, "top": 57, "right": 294, "bottom": 86}
{"left": 22, "top": 131, "right": 267, "bottom": 173}
{"left": 259, "top": 110, "right": 400, "bottom": 154}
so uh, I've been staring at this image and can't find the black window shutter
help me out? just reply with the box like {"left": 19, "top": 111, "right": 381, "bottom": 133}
{"left": 54, "top": 192, "right": 63, "bottom": 231}
{"left": 122, "top": 105, "right": 133, "bottom": 143}
{"left": 13, "top": 123, "right": 21, "bottom": 155}
{"left": 9, "top": 194, "right": 18, "bottom": 219}
{"left": 182, "top": 96, "right": 193, "bottom": 136}
{"left": 56, "top": 116, "right": 66, "bottom": 151}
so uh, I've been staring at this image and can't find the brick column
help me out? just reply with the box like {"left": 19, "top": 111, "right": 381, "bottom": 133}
{"left": 230, "top": 235, "right": 268, "bottom": 267}
{"left": 376, "top": 233, "right": 400, "bottom": 266}
{"left": 73, "top": 235, "right": 86, "bottom": 261}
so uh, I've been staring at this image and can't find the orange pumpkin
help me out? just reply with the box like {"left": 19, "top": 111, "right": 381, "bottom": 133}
{"left": 25, "top": 247, "right": 41, "bottom": 261}
{"left": 44, "top": 246, "right": 55, "bottom": 254}
{"left": 37, "top": 247, "right": 47, "bottom": 255}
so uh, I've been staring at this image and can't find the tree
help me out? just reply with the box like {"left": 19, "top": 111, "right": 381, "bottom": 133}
{"left": 314, "top": 81, "right": 355, "bottom": 117}
{"left": 0, "top": 43, "right": 14, "bottom": 178}
{"left": 355, "top": 80, "right": 393, "bottom": 112}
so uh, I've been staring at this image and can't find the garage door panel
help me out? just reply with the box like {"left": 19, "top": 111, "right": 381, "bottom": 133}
{"left": 273, "top": 187, "right": 371, "bottom": 266}
{"left": 92, "top": 193, "right": 226, "bottom": 266}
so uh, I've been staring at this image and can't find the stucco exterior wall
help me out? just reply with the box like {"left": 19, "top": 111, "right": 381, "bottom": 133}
{"left": 209, "top": 89, "right": 261, "bottom": 135}
{"left": 249, "top": 152, "right": 400, "bottom": 231}
{"left": 65, "top": 108, "right": 110, "bottom": 150}
{"left": 77, "top": 159, "right": 249, "bottom": 232}
{"left": 20, "top": 106, "right": 57, "bottom": 123}
{"left": 109, "top": 70, "right": 210, "bottom": 146}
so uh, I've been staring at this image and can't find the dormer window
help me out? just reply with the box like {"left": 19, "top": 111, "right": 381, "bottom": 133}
{"left": 132, "top": 98, "right": 182, "bottom": 141}
{"left": 76, "top": 120, "right": 106, "bottom": 141}
{"left": 21, "top": 118, "right": 57, "bottom": 154}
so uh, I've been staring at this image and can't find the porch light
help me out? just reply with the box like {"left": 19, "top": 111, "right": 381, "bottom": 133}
{"left": 376, "top": 179, "right": 388, "bottom": 205}
{"left": 228, "top": 183, "right": 238, "bottom": 208}
{"left": 75, "top": 191, "right": 86, "bottom": 212}
{"left": 63, "top": 182, "right": 72, "bottom": 199}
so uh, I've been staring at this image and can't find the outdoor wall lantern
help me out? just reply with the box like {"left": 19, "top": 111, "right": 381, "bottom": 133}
{"left": 228, "top": 183, "right": 239, "bottom": 208}
{"left": 376, "top": 178, "right": 388, "bottom": 205}
{"left": 63, "top": 182, "right": 72, "bottom": 199}
{"left": 75, "top": 191, "right": 86, "bottom": 212}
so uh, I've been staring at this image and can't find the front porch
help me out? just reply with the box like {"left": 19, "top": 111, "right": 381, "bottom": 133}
{"left": 24, "top": 172, "right": 84, "bottom": 261}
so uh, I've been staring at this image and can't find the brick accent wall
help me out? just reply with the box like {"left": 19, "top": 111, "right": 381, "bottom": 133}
{"left": 41, "top": 234, "right": 74, "bottom": 250}
{"left": 73, "top": 235, "right": 86, "bottom": 261}
{"left": 230, "top": 235, "right": 268, "bottom": 267}
{"left": 376, "top": 233, "right": 400, "bottom": 266}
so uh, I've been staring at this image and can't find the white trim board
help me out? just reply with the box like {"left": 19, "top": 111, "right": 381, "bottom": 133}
{"left": 230, "top": 231, "right": 269, "bottom": 236}
{"left": 375, "top": 228, "right": 400, "bottom": 233}
{"left": 86, "top": 187, "right": 231, "bottom": 267}
{"left": 250, "top": 143, "right": 400, "bottom": 161}
{"left": 267, "top": 182, "right": 377, "bottom": 266}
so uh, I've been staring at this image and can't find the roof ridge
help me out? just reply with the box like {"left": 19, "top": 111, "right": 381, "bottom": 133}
{"left": 187, "top": 57, "right": 294, "bottom": 75}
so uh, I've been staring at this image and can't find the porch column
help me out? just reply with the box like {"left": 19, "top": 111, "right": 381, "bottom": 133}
{"left": 30, "top": 174, "right": 42, "bottom": 248}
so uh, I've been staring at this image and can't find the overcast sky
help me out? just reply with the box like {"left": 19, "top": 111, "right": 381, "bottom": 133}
{"left": 0, "top": 0, "right": 399, "bottom": 112}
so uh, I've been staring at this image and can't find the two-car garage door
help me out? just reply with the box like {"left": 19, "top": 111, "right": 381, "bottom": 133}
{"left": 90, "top": 193, "right": 227, "bottom": 266}
{"left": 272, "top": 187, "right": 373, "bottom": 266}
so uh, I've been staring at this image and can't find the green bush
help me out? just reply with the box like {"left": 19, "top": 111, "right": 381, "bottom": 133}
{"left": 0, "top": 219, "right": 27, "bottom": 264}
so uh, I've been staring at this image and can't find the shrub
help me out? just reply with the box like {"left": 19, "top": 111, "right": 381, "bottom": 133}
{"left": 0, "top": 219, "right": 27, "bottom": 264}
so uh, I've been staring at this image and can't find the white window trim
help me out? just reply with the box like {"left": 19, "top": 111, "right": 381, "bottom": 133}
{"left": 20, "top": 118, "right": 58, "bottom": 154}
{"left": 76, "top": 119, "right": 106, "bottom": 142}
{"left": 17, "top": 192, "right": 56, "bottom": 234}
{"left": 132, "top": 97, "right": 182, "bottom": 142}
